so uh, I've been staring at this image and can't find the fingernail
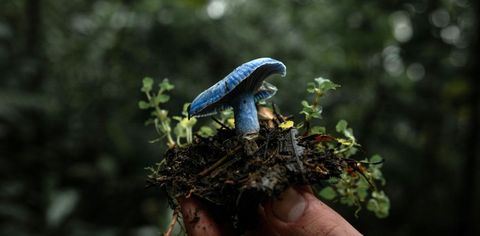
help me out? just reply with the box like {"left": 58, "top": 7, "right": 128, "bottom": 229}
{"left": 272, "top": 188, "right": 307, "bottom": 222}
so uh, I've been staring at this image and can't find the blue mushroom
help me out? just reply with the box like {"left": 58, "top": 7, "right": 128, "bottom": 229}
{"left": 188, "top": 58, "right": 286, "bottom": 136}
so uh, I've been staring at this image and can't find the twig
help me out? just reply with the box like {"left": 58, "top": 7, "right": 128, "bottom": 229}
{"left": 164, "top": 209, "right": 178, "bottom": 236}
{"left": 288, "top": 129, "right": 308, "bottom": 182}
{"left": 211, "top": 155, "right": 241, "bottom": 177}
{"left": 263, "top": 134, "right": 270, "bottom": 159}
{"left": 199, "top": 146, "right": 242, "bottom": 176}
{"left": 210, "top": 141, "right": 269, "bottom": 177}
{"left": 272, "top": 102, "right": 284, "bottom": 123}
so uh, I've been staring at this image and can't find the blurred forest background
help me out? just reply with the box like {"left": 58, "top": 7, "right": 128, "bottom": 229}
{"left": 1, "top": 0, "right": 479, "bottom": 235}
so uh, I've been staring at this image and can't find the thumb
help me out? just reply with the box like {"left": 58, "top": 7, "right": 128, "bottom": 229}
{"left": 262, "top": 187, "right": 362, "bottom": 236}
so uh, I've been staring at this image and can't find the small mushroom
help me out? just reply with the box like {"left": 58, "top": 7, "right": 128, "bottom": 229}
{"left": 188, "top": 58, "right": 286, "bottom": 136}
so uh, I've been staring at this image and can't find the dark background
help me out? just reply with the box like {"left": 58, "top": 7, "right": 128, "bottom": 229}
{"left": 1, "top": 0, "right": 479, "bottom": 235}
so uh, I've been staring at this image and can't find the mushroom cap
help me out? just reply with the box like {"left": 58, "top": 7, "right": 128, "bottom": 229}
{"left": 192, "top": 81, "right": 278, "bottom": 117}
{"left": 188, "top": 58, "right": 286, "bottom": 117}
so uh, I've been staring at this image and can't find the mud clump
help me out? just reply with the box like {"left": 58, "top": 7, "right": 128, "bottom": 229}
{"left": 147, "top": 117, "right": 353, "bottom": 232}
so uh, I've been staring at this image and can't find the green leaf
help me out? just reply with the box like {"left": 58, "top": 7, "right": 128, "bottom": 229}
{"left": 172, "top": 116, "right": 182, "bottom": 122}
{"left": 197, "top": 126, "right": 214, "bottom": 137}
{"left": 369, "top": 167, "right": 383, "bottom": 182}
{"left": 310, "top": 126, "right": 326, "bottom": 134}
{"left": 367, "top": 191, "right": 390, "bottom": 218}
{"left": 335, "top": 119, "right": 355, "bottom": 141}
{"left": 295, "top": 121, "right": 305, "bottom": 129}
{"left": 314, "top": 77, "right": 340, "bottom": 93}
{"left": 182, "top": 103, "right": 191, "bottom": 117}
{"left": 155, "top": 94, "right": 170, "bottom": 104}
{"left": 367, "top": 199, "right": 379, "bottom": 211}
{"left": 141, "top": 77, "right": 154, "bottom": 92}
{"left": 219, "top": 109, "right": 234, "bottom": 123}
{"left": 340, "top": 194, "right": 356, "bottom": 206}
{"left": 160, "top": 78, "right": 175, "bottom": 91}
{"left": 138, "top": 100, "right": 150, "bottom": 109}
{"left": 306, "top": 82, "right": 316, "bottom": 93}
{"left": 356, "top": 180, "right": 369, "bottom": 201}
{"left": 336, "top": 120, "right": 348, "bottom": 133}
{"left": 183, "top": 117, "right": 197, "bottom": 127}
{"left": 319, "top": 186, "right": 337, "bottom": 200}
{"left": 370, "top": 154, "right": 383, "bottom": 164}
{"left": 174, "top": 123, "right": 186, "bottom": 137}
{"left": 311, "top": 108, "right": 322, "bottom": 118}
{"left": 301, "top": 100, "right": 311, "bottom": 108}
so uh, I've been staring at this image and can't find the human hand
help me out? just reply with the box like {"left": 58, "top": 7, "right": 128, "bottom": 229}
{"left": 179, "top": 187, "right": 362, "bottom": 236}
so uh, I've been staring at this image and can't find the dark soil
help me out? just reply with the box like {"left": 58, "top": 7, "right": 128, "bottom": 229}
{"left": 148, "top": 118, "right": 349, "bottom": 233}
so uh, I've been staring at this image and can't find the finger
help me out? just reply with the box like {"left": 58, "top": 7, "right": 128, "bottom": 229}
{"left": 179, "top": 197, "right": 232, "bottom": 236}
{"left": 244, "top": 205, "right": 279, "bottom": 236}
{"left": 262, "top": 187, "right": 362, "bottom": 236}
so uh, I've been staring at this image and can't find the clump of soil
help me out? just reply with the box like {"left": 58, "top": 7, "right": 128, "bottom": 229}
{"left": 148, "top": 117, "right": 348, "bottom": 232}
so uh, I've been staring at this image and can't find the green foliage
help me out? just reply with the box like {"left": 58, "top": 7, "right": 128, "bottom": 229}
{"left": 173, "top": 104, "right": 197, "bottom": 146}
{"left": 300, "top": 100, "right": 323, "bottom": 121}
{"left": 318, "top": 186, "right": 337, "bottom": 200}
{"left": 307, "top": 77, "right": 341, "bottom": 96}
{"left": 309, "top": 126, "right": 326, "bottom": 135}
{"left": 334, "top": 119, "right": 359, "bottom": 156}
{"left": 367, "top": 191, "right": 390, "bottom": 218}
{"left": 139, "top": 77, "right": 176, "bottom": 147}
{"left": 319, "top": 151, "right": 390, "bottom": 218}
{"left": 139, "top": 78, "right": 214, "bottom": 148}
{"left": 300, "top": 78, "right": 390, "bottom": 218}
{"left": 218, "top": 109, "right": 235, "bottom": 129}
{"left": 300, "top": 78, "right": 340, "bottom": 133}
{"left": 336, "top": 120, "right": 355, "bottom": 142}
{"left": 197, "top": 126, "right": 215, "bottom": 138}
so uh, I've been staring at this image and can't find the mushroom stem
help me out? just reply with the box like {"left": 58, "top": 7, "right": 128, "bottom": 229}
{"left": 231, "top": 92, "right": 259, "bottom": 136}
